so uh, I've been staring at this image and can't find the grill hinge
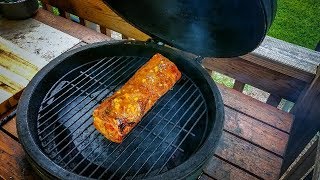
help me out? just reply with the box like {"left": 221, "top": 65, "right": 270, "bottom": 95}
{"left": 146, "top": 38, "right": 165, "bottom": 46}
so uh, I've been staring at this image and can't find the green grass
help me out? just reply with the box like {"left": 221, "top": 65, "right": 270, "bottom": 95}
{"left": 267, "top": 0, "right": 320, "bottom": 49}
{"left": 211, "top": 72, "right": 252, "bottom": 91}
{"left": 211, "top": 72, "right": 234, "bottom": 88}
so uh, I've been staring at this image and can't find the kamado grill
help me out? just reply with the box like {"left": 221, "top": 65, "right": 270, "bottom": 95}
{"left": 16, "top": 0, "right": 276, "bottom": 179}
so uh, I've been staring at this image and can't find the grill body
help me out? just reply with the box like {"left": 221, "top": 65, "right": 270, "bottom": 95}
{"left": 17, "top": 41, "right": 224, "bottom": 179}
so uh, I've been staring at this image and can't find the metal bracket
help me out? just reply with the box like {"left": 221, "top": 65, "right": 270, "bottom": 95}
{"left": 195, "top": 56, "right": 204, "bottom": 64}
{"left": 146, "top": 38, "right": 164, "bottom": 46}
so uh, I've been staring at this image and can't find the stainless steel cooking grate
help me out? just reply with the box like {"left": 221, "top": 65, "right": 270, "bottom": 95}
{"left": 36, "top": 56, "right": 208, "bottom": 179}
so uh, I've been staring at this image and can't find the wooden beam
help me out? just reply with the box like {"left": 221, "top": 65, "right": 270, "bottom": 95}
{"left": 224, "top": 107, "right": 289, "bottom": 156}
{"left": 40, "top": 0, "right": 149, "bottom": 40}
{"left": 291, "top": 66, "right": 320, "bottom": 118}
{"left": 242, "top": 53, "right": 315, "bottom": 83}
{"left": 34, "top": 9, "right": 110, "bottom": 44}
{"left": 203, "top": 57, "right": 306, "bottom": 102}
{"left": 282, "top": 66, "right": 320, "bottom": 173}
{"left": 247, "top": 36, "right": 320, "bottom": 83}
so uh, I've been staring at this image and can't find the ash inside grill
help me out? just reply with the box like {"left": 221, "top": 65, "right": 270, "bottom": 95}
{"left": 36, "top": 56, "right": 208, "bottom": 179}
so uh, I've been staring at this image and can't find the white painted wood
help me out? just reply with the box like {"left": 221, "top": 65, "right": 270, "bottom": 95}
{"left": 0, "top": 66, "right": 29, "bottom": 91}
{"left": 252, "top": 36, "right": 320, "bottom": 74}
{"left": 0, "top": 17, "right": 81, "bottom": 62}
{"left": 0, "top": 17, "right": 81, "bottom": 114}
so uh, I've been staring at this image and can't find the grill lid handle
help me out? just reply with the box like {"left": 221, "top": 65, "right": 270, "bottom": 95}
{"left": 103, "top": 0, "right": 276, "bottom": 58}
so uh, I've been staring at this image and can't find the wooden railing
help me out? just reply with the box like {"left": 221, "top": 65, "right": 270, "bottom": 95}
{"left": 39, "top": 0, "right": 320, "bottom": 174}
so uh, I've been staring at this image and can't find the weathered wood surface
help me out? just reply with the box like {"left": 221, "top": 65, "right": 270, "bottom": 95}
{"left": 0, "top": 15, "right": 80, "bottom": 114}
{"left": 39, "top": 0, "right": 149, "bottom": 40}
{"left": 224, "top": 106, "right": 289, "bottom": 156}
{"left": 0, "top": 17, "right": 80, "bottom": 61}
{"left": 203, "top": 57, "right": 307, "bottom": 102}
{"left": 218, "top": 84, "right": 293, "bottom": 133}
{"left": 203, "top": 156, "right": 259, "bottom": 180}
{"left": 2, "top": 116, "right": 18, "bottom": 139}
{"left": 0, "top": 12, "right": 100, "bottom": 115}
{"left": 0, "top": 132, "right": 39, "bottom": 179}
{"left": 34, "top": 9, "right": 111, "bottom": 44}
{"left": 252, "top": 36, "right": 320, "bottom": 79}
{"left": 280, "top": 133, "right": 320, "bottom": 180}
{"left": 0, "top": 36, "right": 45, "bottom": 114}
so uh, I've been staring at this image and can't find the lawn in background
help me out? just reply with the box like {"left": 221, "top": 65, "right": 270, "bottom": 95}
{"left": 267, "top": 0, "right": 320, "bottom": 49}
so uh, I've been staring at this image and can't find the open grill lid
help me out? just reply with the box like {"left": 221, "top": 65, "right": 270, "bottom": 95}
{"left": 104, "top": 0, "right": 276, "bottom": 57}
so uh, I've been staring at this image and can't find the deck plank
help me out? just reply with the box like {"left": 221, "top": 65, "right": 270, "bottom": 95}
{"left": 0, "top": 131, "right": 38, "bottom": 179}
{"left": 215, "top": 131, "right": 282, "bottom": 179}
{"left": 218, "top": 84, "right": 293, "bottom": 133}
{"left": 204, "top": 155, "right": 259, "bottom": 180}
{"left": 2, "top": 117, "right": 18, "bottom": 139}
{"left": 240, "top": 36, "right": 320, "bottom": 83}
{"left": 203, "top": 57, "right": 306, "bottom": 102}
{"left": 224, "top": 106, "right": 289, "bottom": 156}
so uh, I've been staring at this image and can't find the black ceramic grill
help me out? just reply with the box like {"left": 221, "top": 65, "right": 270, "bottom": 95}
{"left": 17, "top": 41, "right": 225, "bottom": 179}
{"left": 36, "top": 55, "right": 207, "bottom": 179}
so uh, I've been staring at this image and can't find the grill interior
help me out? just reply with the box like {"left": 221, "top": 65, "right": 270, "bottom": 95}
{"left": 36, "top": 56, "right": 208, "bottom": 179}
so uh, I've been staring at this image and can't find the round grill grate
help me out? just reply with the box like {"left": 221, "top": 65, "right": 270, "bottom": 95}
{"left": 36, "top": 56, "right": 208, "bottom": 179}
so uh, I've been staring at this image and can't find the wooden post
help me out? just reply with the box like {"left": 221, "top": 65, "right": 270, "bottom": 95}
{"left": 233, "top": 80, "right": 245, "bottom": 92}
{"left": 282, "top": 66, "right": 320, "bottom": 173}
{"left": 79, "top": 18, "right": 86, "bottom": 26}
{"left": 121, "top": 34, "right": 129, "bottom": 39}
{"left": 266, "top": 94, "right": 282, "bottom": 107}
{"left": 99, "top": 26, "right": 112, "bottom": 37}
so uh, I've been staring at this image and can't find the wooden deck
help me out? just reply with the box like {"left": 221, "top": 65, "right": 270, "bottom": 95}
{"left": 0, "top": 80, "right": 293, "bottom": 179}
{"left": 2, "top": 6, "right": 318, "bottom": 179}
